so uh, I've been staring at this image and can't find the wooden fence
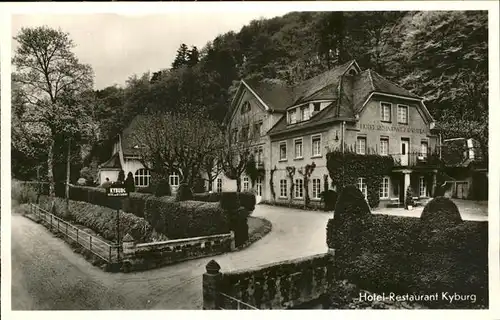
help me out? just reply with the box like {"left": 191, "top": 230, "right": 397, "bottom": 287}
{"left": 30, "top": 204, "right": 120, "bottom": 263}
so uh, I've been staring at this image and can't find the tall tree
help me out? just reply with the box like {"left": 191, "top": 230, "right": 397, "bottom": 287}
{"left": 172, "top": 43, "right": 189, "bottom": 69}
{"left": 315, "top": 12, "right": 348, "bottom": 68}
{"left": 187, "top": 46, "right": 200, "bottom": 67}
{"left": 133, "top": 109, "right": 225, "bottom": 188}
{"left": 12, "top": 26, "right": 96, "bottom": 196}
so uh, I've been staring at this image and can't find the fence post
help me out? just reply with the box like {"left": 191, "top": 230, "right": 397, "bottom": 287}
{"left": 76, "top": 228, "right": 79, "bottom": 243}
{"left": 203, "top": 260, "right": 222, "bottom": 310}
{"left": 65, "top": 223, "right": 68, "bottom": 236}
{"left": 90, "top": 235, "right": 93, "bottom": 251}
{"left": 50, "top": 214, "right": 53, "bottom": 230}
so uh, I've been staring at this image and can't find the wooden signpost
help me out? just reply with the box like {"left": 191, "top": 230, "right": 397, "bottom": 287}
{"left": 106, "top": 184, "right": 128, "bottom": 260}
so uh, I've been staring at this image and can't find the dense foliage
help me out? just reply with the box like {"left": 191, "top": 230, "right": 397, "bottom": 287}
{"left": 326, "top": 151, "right": 394, "bottom": 208}
{"left": 327, "top": 189, "right": 488, "bottom": 308}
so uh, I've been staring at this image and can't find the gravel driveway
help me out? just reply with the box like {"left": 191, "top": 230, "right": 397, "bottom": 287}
{"left": 11, "top": 205, "right": 332, "bottom": 310}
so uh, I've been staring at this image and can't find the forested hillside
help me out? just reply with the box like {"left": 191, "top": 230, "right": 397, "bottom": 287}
{"left": 12, "top": 11, "right": 488, "bottom": 181}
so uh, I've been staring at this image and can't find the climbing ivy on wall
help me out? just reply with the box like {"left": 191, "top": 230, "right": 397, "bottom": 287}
{"left": 298, "top": 162, "right": 316, "bottom": 207}
{"left": 326, "top": 150, "right": 394, "bottom": 208}
{"left": 269, "top": 165, "right": 277, "bottom": 201}
{"left": 286, "top": 166, "right": 296, "bottom": 205}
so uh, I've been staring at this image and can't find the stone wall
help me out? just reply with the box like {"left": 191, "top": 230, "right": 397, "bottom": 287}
{"left": 121, "top": 232, "right": 235, "bottom": 272}
{"left": 203, "top": 251, "right": 335, "bottom": 310}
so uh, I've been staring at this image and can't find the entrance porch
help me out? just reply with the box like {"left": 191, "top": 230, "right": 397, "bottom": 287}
{"left": 381, "top": 169, "right": 438, "bottom": 208}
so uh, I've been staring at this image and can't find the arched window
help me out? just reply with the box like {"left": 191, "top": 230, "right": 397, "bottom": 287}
{"left": 134, "top": 168, "right": 151, "bottom": 187}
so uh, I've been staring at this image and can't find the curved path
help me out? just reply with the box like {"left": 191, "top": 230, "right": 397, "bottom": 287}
{"left": 11, "top": 205, "right": 332, "bottom": 310}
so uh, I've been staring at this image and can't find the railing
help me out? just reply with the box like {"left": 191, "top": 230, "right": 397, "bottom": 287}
{"left": 219, "top": 293, "right": 259, "bottom": 310}
{"left": 391, "top": 152, "right": 440, "bottom": 168}
{"left": 30, "top": 204, "right": 120, "bottom": 263}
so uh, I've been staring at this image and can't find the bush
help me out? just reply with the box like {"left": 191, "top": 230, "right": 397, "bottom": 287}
{"left": 144, "top": 196, "right": 230, "bottom": 239}
{"left": 219, "top": 192, "right": 240, "bottom": 211}
{"left": 12, "top": 180, "right": 37, "bottom": 205}
{"left": 38, "top": 196, "right": 156, "bottom": 243}
{"left": 239, "top": 192, "right": 256, "bottom": 212}
{"left": 154, "top": 179, "right": 171, "bottom": 197}
{"left": 193, "top": 177, "right": 206, "bottom": 193}
{"left": 327, "top": 193, "right": 488, "bottom": 308}
{"left": 321, "top": 190, "right": 337, "bottom": 211}
{"left": 334, "top": 185, "right": 371, "bottom": 224}
{"left": 136, "top": 186, "right": 154, "bottom": 194}
{"left": 420, "top": 196, "right": 463, "bottom": 230}
{"left": 405, "top": 186, "right": 414, "bottom": 208}
{"left": 192, "top": 192, "right": 211, "bottom": 202}
{"left": 194, "top": 192, "right": 256, "bottom": 212}
{"left": 176, "top": 183, "right": 193, "bottom": 201}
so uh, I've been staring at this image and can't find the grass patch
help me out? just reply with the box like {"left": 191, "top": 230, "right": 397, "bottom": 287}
{"left": 236, "top": 216, "right": 272, "bottom": 250}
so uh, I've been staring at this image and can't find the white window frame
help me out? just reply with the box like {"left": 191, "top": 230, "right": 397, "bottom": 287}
{"left": 169, "top": 172, "right": 180, "bottom": 187}
{"left": 420, "top": 141, "right": 428, "bottom": 157}
{"left": 288, "top": 109, "right": 297, "bottom": 124}
{"left": 301, "top": 106, "right": 310, "bottom": 121}
{"left": 134, "top": 168, "right": 151, "bottom": 187}
{"left": 357, "top": 177, "right": 367, "bottom": 200}
{"left": 216, "top": 178, "right": 222, "bottom": 193}
{"left": 356, "top": 136, "right": 367, "bottom": 155}
{"left": 294, "top": 178, "right": 304, "bottom": 199}
{"left": 419, "top": 176, "right": 427, "bottom": 197}
{"left": 380, "top": 102, "right": 392, "bottom": 122}
{"left": 312, "top": 178, "right": 321, "bottom": 200}
{"left": 380, "top": 137, "right": 389, "bottom": 156}
{"left": 243, "top": 176, "right": 250, "bottom": 192}
{"left": 279, "top": 141, "right": 287, "bottom": 161}
{"left": 279, "top": 179, "right": 288, "bottom": 198}
{"left": 256, "top": 146, "right": 264, "bottom": 165}
{"left": 294, "top": 138, "right": 303, "bottom": 159}
{"left": 311, "top": 134, "right": 322, "bottom": 157}
{"left": 379, "top": 176, "right": 390, "bottom": 199}
{"left": 397, "top": 104, "right": 409, "bottom": 124}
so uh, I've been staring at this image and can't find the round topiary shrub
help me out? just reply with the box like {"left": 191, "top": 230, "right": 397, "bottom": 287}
{"left": 175, "top": 183, "right": 193, "bottom": 201}
{"left": 154, "top": 179, "right": 171, "bottom": 197}
{"left": 420, "top": 196, "right": 463, "bottom": 230}
{"left": 239, "top": 192, "right": 256, "bottom": 212}
{"left": 219, "top": 192, "right": 240, "bottom": 211}
{"left": 334, "top": 185, "right": 371, "bottom": 223}
{"left": 322, "top": 189, "right": 338, "bottom": 211}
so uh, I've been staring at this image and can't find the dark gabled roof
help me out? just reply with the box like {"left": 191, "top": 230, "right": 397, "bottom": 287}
{"left": 370, "top": 70, "right": 421, "bottom": 99}
{"left": 121, "top": 115, "right": 147, "bottom": 156}
{"left": 99, "top": 153, "right": 122, "bottom": 169}
{"left": 244, "top": 78, "right": 294, "bottom": 112}
{"left": 268, "top": 62, "right": 425, "bottom": 136}
{"left": 291, "top": 60, "right": 356, "bottom": 106}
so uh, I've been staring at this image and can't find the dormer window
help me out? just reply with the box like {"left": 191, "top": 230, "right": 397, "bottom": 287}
{"left": 313, "top": 103, "right": 321, "bottom": 112}
{"left": 301, "top": 106, "right": 310, "bottom": 121}
{"left": 348, "top": 69, "right": 357, "bottom": 76}
{"left": 288, "top": 109, "right": 297, "bottom": 124}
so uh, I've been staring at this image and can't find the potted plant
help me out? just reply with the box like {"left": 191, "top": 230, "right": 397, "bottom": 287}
{"left": 405, "top": 186, "right": 414, "bottom": 210}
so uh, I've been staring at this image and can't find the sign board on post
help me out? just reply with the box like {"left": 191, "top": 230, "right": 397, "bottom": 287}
{"left": 106, "top": 183, "right": 128, "bottom": 261}
{"left": 106, "top": 185, "right": 128, "bottom": 198}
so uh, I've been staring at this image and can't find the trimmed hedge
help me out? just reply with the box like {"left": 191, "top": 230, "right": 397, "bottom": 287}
{"left": 38, "top": 196, "right": 162, "bottom": 243}
{"left": 48, "top": 185, "right": 250, "bottom": 245}
{"left": 143, "top": 196, "right": 230, "bottom": 239}
{"left": 193, "top": 191, "right": 256, "bottom": 212}
{"left": 175, "top": 183, "right": 193, "bottom": 201}
{"left": 327, "top": 191, "right": 489, "bottom": 308}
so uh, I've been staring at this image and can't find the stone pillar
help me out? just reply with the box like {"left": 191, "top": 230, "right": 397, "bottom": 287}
{"left": 403, "top": 170, "right": 411, "bottom": 195}
{"left": 122, "top": 233, "right": 136, "bottom": 257}
{"left": 203, "top": 260, "right": 222, "bottom": 310}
